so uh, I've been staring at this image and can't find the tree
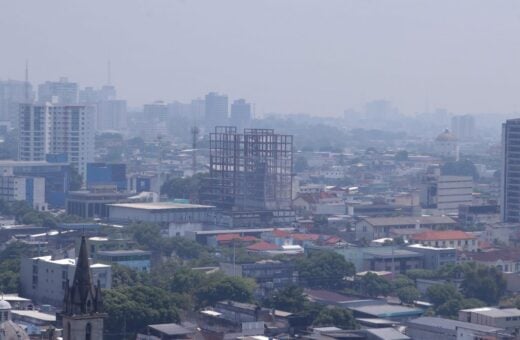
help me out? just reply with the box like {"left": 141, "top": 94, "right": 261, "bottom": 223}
{"left": 111, "top": 264, "right": 149, "bottom": 288}
{"left": 103, "top": 285, "right": 184, "bottom": 339}
{"left": 69, "top": 166, "right": 83, "bottom": 191}
{"left": 426, "top": 284, "right": 462, "bottom": 307}
{"left": 297, "top": 251, "right": 355, "bottom": 289}
{"left": 461, "top": 265, "right": 506, "bottom": 305}
{"left": 195, "top": 272, "right": 255, "bottom": 308}
{"left": 160, "top": 173, "right": 208, "bottom": 201}
{"left": 441, "top": 160, "right": 479, "bottom": 180}
{"left": 397, "top": 287, "right": 420, "bottom": 304}
{"left": 266, "top": 286, "right": 307, "bottom": 313}
{"left": 358, "top": 273, "right": 392, "bottom": 298}
{"left": 313, "top": 307, "right": 356, "bottom": 330}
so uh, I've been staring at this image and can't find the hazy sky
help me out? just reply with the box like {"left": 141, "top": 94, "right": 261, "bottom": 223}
{"left": 1, "top": 0, "right": 520, "bottom": 116}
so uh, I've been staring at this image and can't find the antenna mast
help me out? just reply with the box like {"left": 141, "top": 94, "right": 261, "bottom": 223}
{"left": 24, "top": 60, "right": 30, "bottom": 102}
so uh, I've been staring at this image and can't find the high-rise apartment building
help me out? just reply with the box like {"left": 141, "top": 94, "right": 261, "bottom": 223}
{"left": 501, "top": 119, "right": 520, "bottom": 222}
{"left": 38, "top": 77, "right": 78, "bottom": 104}
{"left": 19, "top": 103, "right": 95, "bottom": 178}
{"left": 230, "top": 99, "right": 252, "bottom": 127}
{"left": 451, "top": 115, "right": 475, "bottom": 141}
{"left": 205, "top": 92, "right": 228, "bottom": 127}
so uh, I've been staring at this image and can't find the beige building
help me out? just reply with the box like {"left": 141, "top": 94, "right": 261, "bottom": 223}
{"left": 410, "top": 230, "right": 478, "bottom": 252}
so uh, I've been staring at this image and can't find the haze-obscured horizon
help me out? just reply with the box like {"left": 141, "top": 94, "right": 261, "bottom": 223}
{"left": 2, "top": 0, "right": 520, "bottom": 116}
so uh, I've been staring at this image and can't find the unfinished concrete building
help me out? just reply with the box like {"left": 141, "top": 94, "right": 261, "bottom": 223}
{"left": 202, "top": 127, "right": 295, "bottom": 227}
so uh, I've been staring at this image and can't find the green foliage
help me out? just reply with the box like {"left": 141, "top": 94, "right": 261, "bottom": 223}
{"left": 265, "top": 286, "right": 307, "bottom": 314}
{"left": 69, "top": 166, "right": 83, "bottom": 191}
{"left": 127, "top": 223, "right": 216, "bottom": 265}
{"left": 461, "top": 265, "right": 506, "bottom": 305}
{"left": 405, "top": 269, "right": 437, "bottom": 281}
{"left": 194, "top": 272, "right": 255, "bottom": 308}
{"left": 313, "top": 307, "right": 357, "bottom": 330}
{"left": 397, "top": 286, "right": 420, "bottom": 304}
{"left": 297, "top": 251, "right": 355, "bottom": 289}
{"left": 103, "top": 285, "right": 184, "bottom": 339}
{"left": 436, "top": 298, "right": 486, "bottom": 318}
{"left": 391, "top": 275, "right": 415, "bottom": 290}
{"left": 0, "top": 242, "right": 36, "bottom": 293}
{"left": 111, "top": 264, "right": 150, "bottom": 288}
{"left": 426, "top": 284, "right": 462, "bottom": 307}
{"left": 160, "top": 173, "right": 208, "bottom": 200}
{"left": 358, "top": 273, "right": 392, "bottom": 298}
{"left": 441, "top": 160, "right": 479, "bottom": 180}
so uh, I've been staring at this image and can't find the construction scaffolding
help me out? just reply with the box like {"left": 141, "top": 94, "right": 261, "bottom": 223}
{"left": 203, "top": 126, "right": 293, "bottom": 212}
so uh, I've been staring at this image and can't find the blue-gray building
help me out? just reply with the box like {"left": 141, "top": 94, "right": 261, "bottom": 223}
{"left": 86, "top": 162, "right": 127, "bottom": 191}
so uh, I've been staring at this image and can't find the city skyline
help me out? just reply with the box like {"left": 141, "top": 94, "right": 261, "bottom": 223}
{"left": 1, "top": 0, "right": 520, "bottom": 116}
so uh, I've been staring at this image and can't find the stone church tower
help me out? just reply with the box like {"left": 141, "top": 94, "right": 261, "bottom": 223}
{"left": 58, "top": 236, "right": 106, "bottom": 340}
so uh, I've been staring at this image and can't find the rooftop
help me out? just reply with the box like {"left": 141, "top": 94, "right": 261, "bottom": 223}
{"left": 148, "top": 323, "right": 193, "bottom": 336}
{"left": 411, "top": 230, "right": 475, "bottom": 241}
{"left": 365, "top": 328, "right": 409, "bottom": 340}
{"left": 11, "top": 310, "right": 56, "bottom": 322}
{"left": 108, "top": 202, "right": 215, "bottom": 210}
{"left": 407, "top": 316, "right": 504, "bottom": 333}
{"left": 349, "top": 304, "right": 423, "bottom": 318}
{"left": 97, "top": 249, "right": 151, "bottom": 256}
{"left": 362, "top": 216, "right": 456, "bottom": 227}
{"left": 31, "top": 255, "right": 110, "bottom": 268}
{"left": 460, "top": 307, "right": 520, "bottom": 318}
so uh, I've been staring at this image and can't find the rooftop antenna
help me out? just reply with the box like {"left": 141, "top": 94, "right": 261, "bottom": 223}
{"left": 24, "top": 60, "right": 30, "bottom": 102}
{"left": 107, "top": 60, "right": 112, "bottom": 85}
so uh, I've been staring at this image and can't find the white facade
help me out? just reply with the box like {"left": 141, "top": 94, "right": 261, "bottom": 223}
{"left": 20, "top": 256, "right": 111, "bottom": 307}
{"left": 38, "top": 78, "right": 78, "bottom": 104}
{"left": 19, "top": 103, "right": 95, "bottom": 178}
{"left": 421, "top": 175, "right": 473, "bottom": 215}
{"left": 0, "top": 176, "right": 46, "bottom": 211}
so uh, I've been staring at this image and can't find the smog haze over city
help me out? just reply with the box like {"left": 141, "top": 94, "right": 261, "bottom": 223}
{"left": 2, "top": 0, "right": 520, "bottom": 116}
{"left": 2, "top": 2, "right": 520, "bottom": 340}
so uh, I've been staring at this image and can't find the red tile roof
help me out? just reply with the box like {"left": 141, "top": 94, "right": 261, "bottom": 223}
{"left": 411, "top": 230, "right": 475, "bottom": 241}
{"left": 272, "top": 229, "right": 291, "bottom": 238}
{"left": 247, "top": 241, "right": 280, "bottom": 252}
{"left": 291, "top": 233, "right": 321, "bottom": 241}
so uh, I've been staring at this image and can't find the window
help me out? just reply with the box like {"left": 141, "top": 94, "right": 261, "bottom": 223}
{"left": 86, "top": 322, "right": 92, "bottom": 340}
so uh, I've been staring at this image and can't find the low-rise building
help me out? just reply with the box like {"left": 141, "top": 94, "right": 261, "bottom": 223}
{"left": 20, "top": 256, "right": 111, "bottom": 307}
{"left": 459, "top": 249, "right": 520, "bottom": 273}
{"left": 406, "top": 244, "right": 456, "bottom": 270}
{"left": 66, "top": 185, "right": 130, "bottom": 219}
{"left": 220, "top": 260, "right": 298, "bottom": 298}
{"left": 459, "top": 307, "right": 520, "bottom": 334}
{"left": 108, "top": 202, "right": 216, "bottom": 237}
{"left": 355, "top": 216, "right": 457, "bottom": 241}
{"left": 362, "top": 248, "right": 423, "bottom": 274}
{"left": 406, "top": 316, "right": 511, "bottom": 340}
{"left": 96, "top": 249, "right": 151, "bottom": 272}
{"left": 410, "top": 230, "right": 478, "bottom": 252}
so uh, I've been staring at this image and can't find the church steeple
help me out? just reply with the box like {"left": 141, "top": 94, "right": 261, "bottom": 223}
{"left": 63, "top": 236, "right": 103, "bottom": 315}
{"left": 59, "top": 236, "right": 106, "bottom": 340}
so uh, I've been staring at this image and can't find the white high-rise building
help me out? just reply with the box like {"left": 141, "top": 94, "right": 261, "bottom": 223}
{"left": 38, "top": 77, "right": 78, "bottom": 104}
{"left": 18, "top": 103, "right": 95, "bottom": 178}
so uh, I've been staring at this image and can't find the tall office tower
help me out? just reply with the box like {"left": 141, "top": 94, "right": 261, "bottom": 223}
{"left": 205, "top": 92, "right": 228, "bottom": 127}
{"left": 230, "top": 99, "right": 252, "bottom": 128}
{"left": 0, "top": 79, "right": 34, "bottom": 124}
{"left": 144, "top": 101, "right": 168, "bottom": 122}
{"left": 191, "top": 98, "right": 205, "bottom": 121}
{"left": 501, "top": 119, "right": 520, "bottom": 222}
{"left": 19, "top": 103, "right": 95, "bottom": 178}
{"left": 38, "top": 77, "right": 78, "bottom": 104}
{"left": 96, "top": 100, "right": 127, "bottom": 131}
{"left": 80, "top": 85, "right": 116, "bottom": 104}
{"left": 451, "top": 114, "right": 475, "bottom": 141}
